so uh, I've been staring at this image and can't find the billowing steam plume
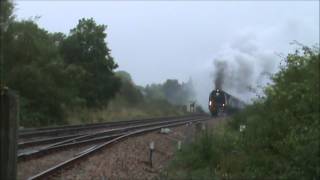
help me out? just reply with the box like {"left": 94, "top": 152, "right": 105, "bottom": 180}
{"left": 210, "top": 46, "right": 278, "bottom": 102}
{"left": 191, "top": 36, "right": 280, "bottom": 109}
{"left": 212, "top": 34, "right": 282, "bottom": 103}
{"left": 213, "top": 61, "right": 227, "bottom": 89}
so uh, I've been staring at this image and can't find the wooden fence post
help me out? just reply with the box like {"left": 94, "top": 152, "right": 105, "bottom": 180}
{"left": 1, "top": 88, "right": 19, "bottom": 180}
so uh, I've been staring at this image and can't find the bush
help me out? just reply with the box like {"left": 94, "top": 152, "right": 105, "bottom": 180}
{"left": 166, "top": 45, "right": 320, "bottom": 179}
{"left": 166, "top": 121, "right": 241, "bottom": 179}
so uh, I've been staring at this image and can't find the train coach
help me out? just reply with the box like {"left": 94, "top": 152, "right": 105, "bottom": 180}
{"left": 208, "top": 89, "right": 245, "bottom": 116}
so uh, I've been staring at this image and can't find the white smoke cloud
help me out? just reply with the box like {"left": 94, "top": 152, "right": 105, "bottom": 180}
{"left": 191, "top": 31, "right": 281, "bottom": 110}
{"left": 210, "top": 45, "right": 278, "bottom": 102}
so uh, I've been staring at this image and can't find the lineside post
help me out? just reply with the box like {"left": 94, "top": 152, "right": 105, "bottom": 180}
{"left": 0, "top": 88, "right": 19, "bottom": 180}
{"left": 149, "top": 141, "right": 154, "bottom": 168}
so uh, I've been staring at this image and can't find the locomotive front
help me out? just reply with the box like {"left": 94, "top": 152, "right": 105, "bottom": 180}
{"left": 208, "top": 89, "right": 226, "bottom": 116}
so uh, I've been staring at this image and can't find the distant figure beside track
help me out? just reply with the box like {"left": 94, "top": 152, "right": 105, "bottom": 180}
{"left": 189, "top": 101, "right": 195, "bottom": 113}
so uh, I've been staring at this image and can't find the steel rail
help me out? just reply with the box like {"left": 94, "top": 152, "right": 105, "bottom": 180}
{"left": 18, "top": 115, "right": 207, "bottom": 161}
{"left": 18, "top": 134, "right": 83, "bottom": 149}
{"left": 20, "top": 114, "right": 192, "bottom": 133}
{"left": 27, "top": 116, "right": 210, "bottom": 180}
{"left": 19, "top": 114, "right": 203, "bottom": 139}
{"left": 18, "top": 115, "right": 203, "bottom": 149}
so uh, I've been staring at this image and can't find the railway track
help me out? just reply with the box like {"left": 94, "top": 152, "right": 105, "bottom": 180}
{"left": 18, "top": 115, "right": 206, "bottom": 160}
{"left": 18, "top": 115, "right": 203, "bottom": 154}
{"left": 19, "top": 114, "right": 210, "bottom": 180}
{"left": 19, "top": 114, "right": 198, "bottom": 139}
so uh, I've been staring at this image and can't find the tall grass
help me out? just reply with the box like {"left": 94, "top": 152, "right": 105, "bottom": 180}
{"left": 66, "top": 96, "right": 189, "bottom": 125}
{"left": 164, "top": 120, "right": 245, "bottom": 180}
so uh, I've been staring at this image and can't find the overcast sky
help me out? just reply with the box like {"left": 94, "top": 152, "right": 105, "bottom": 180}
{"left": 15, "top": 1, "right": 319, "bottom": 106}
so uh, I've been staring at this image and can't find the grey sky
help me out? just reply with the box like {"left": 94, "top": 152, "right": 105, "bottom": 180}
{"left": 15, "top": 1, "right": 319, "bottom": 106}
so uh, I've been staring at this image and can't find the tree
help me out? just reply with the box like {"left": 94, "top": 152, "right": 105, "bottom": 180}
{"left": 167, "top": 46, "right": 319, "bottom": 179}
{"left": 162, "top": 79, "right": 195, "bottom": 105}
{"left": 143, "top": 79, "right": 195, "bottom": 106}
{"left": 1, "top": 4, "right": 122, "bottom": 127}
{"left": 230, "top": 45, "right": 320, "bottom": 179}
{"left": 61, "top": 18, "right": 120, "bottom": 107}
{"left": 3, "top": 19, "right": 73, "bottom": 126}
{"left": 162, "top": 79, "right": 181, "bottom": 104}
{"left": 115, "top": 71, "right": 143, "bottom": 104}
{"left": 1, "top": 0, "right": 15, "bottom": 87}
{"left": 144, "top": 84, "right": 165, "bottom": 100}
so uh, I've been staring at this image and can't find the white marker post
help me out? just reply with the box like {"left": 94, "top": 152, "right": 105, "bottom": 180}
{"left": 201, "top": 123, "right": 206, "bottom": 131}
{"left": 149, "top": 141, "right": 155, "bottom": 168}
{"left": 239, "top": 125, "right": 246, "bottom": 132}
{"left": 177, "top": 141, "right": 182, "bottom": 151}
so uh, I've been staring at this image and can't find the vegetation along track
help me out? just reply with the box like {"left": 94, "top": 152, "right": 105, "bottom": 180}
{"left": 23, "top": 115, "right": 210, "bottom": 180}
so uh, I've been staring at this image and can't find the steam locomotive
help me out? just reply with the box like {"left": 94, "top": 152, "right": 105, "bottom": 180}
{"left": 208, "top": 89, "right": 245, "bottom": 116}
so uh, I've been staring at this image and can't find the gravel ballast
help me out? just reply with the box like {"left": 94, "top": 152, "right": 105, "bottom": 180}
{"left": 51, "top": 117, "right": 223, "bottom": 180}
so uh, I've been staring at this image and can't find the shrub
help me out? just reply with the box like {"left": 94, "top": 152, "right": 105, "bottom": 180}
{"left": 166, "top": 45, "right": 319, "bottom": 179}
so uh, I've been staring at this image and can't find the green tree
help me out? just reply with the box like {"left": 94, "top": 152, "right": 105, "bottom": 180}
{"left": 144, "top": 84, "right": 166, "bottom": 100}
{"left": 162, "top": 79, "right": 195, "bottom": 105}
{"left": 1, "top": 0, "right": 15, "bottom": 87}
{"left": 144, "top": 79, "right": 195, "bottom": 106}
{"left": 3, "top": 19, "right": 73, "bottom": 126}
{"left": 230, "top": 45, "right": 320, "bottom": 179}
{"left": 168, "top": 45, "right": 319, "bottom": 179}
{"left": 162, "top": 79, "right": 181, "bottom": 104}
{"left": 115, "top": 71, "right": 144, "bottom": 104}
{"left": 61, "top": 18, "right": 120, "bottom": 107}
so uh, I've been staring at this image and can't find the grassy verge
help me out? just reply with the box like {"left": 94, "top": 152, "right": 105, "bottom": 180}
{"left": 66, "top": 97, "right": 189, "bottom": 125}
{"left": 163, "top": 120, "right": 245, "bottom": 180}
